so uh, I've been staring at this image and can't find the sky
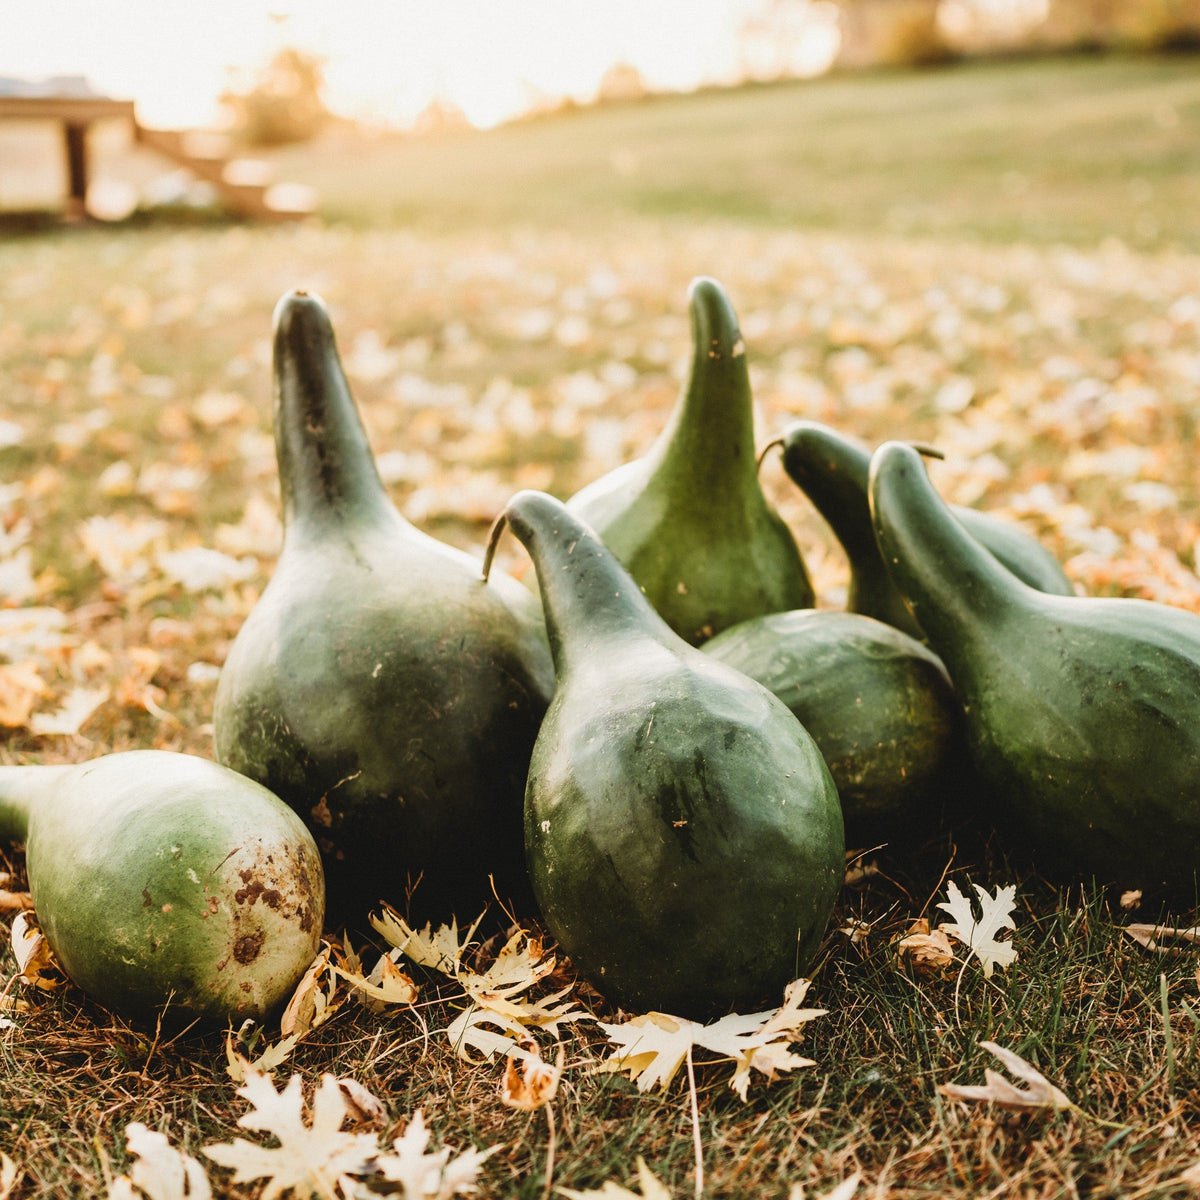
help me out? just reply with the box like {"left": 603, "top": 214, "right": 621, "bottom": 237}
{"left": 0, "top": 0, "right": 842, "bottom": 130}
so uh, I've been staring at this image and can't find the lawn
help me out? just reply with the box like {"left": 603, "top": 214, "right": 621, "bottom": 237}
{"left": 2, "top": 52, "right": 1200, "bottom": 1199}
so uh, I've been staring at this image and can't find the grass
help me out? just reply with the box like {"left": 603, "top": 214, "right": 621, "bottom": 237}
{"left": 2, "top": 51, "right": 1200, "bottom": 1198}
{"left": 263, "top": 53, "right": 1200, "bottom": 250}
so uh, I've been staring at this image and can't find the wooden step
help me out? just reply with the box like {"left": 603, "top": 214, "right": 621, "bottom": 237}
{"left": 134, "top": 122, "right": 315, "bottom": 221}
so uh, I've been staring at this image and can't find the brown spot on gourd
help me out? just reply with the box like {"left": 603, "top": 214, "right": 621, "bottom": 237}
{"left": 233, "top": 932, "right": 264, "bottom": 964}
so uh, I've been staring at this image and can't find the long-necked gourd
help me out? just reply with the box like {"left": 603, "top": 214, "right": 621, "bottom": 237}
{"left": 483, "top": 490, "right": 844, "bottom": 1019}
{"left": 702, "top": 609, "right": 967, "bottom": 846}
{"left": 213, "top": 290, "right": 555, "bottom": 923}
{"left": 776, "top": 420, "right": 1073, "bottom": 639}
{"left": 565, "top": 277, "right": 813, "bottom": 645}
{"left": 868, "top": 440, "right": 1200, "bottom": 896}
{"left": 0, "top": 751, "right": 324, "bottom": 1024}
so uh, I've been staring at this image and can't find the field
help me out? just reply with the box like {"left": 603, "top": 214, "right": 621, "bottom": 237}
{"left": 3, "top": 53, "right": 1200, "bottom": 1198}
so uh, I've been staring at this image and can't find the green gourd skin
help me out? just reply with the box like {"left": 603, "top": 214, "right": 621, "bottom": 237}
{"left": 0, "top": 751, "right": 324, "bottom": 1025}
{"left": 869, "top": 441, "right": 1200, "bottom": 896}
{"left": 702, "top": 609, "right": 967, "bottom": 846}
{"left": 566, "top": 277, "right": 813, "bottom": 645}
{"left": 214, "top": 291, "right": 555, "bottom": 923}
{"left": 779, "top": 420, "right": 1074, "bottom": 640}
{"left": 487, "top": 490, "right": 844, "bottom": 1020}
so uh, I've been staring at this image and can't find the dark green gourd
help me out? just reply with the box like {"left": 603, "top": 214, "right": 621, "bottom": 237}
{"left": 0, "top": 751, "right": 324, "bottom": 1025}
{"left": 869, "top": 441, "right": 1200, "bottom": 896}
{"left": 778, "top": 420, "right": 1073, "bottom": 640}
{"left": 566, "top": 277, "right": 813, "bottom": 645}
{"left": 214, "top": 291, "right": 555, "bottom": 922}
{"left": 702, "top": 610, "right": 966, "bottom": 846}
{"left": 484, "top": 490, "right": 844, "bottom": 1019}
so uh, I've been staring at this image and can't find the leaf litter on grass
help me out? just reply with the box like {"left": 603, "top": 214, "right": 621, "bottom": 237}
{"left": 4, "top": 218, "right": 1200, "bottom": 1196}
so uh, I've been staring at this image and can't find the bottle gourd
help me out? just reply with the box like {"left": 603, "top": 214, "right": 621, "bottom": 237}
{"left": 869, "top": 441, "right": 1200, "bottom": 896}
{"left": 484, "top": 490, "right": 844, "bottom": 1019}
{"left": 702, "top": 609, "right": 966, "bottom": 846}
{"left": 566, "top": 277, "right": 813, "bottom": 645}
{"left": 778, "top": 420, "right": 1073, "bottom": 639}
{"left": 0, "top": 751, "right": 324, "bottom": 1024}
{"left": 214, "top": 291, "right": 555, "bottom": 922}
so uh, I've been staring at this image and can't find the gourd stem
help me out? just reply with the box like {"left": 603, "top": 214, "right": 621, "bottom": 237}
{"left": 649, "top": 277, "right": 757, "bottom": 498}
{"left": 755, "top": 437, "right": 783, "bottom": 475}
{"left": 781, "top": 422, "right": 877, "bottom": 563}
{"left": 869, "top": 442, "right": 1024, "bottom": 646}
{"left": 480, "top": 511, "right": 507, "bottom": 583}
{"left": 502, "top": 491, "right": 673, "bottom": 675}
{"left": 272, "top": 290, "right": 398, "bottom": 539}
{"left": 0, "top": 764, "right": 69, "bottom": 842}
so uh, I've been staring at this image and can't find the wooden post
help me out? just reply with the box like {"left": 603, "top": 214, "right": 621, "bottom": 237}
{"left": 62, "top": 120, "right": 89, "bottom": 220}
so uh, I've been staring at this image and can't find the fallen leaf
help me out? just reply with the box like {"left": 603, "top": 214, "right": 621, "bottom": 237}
{"left": 594, "top": 979, "right": 824, "bottom": 1101}
{"left": 372, "top": 1109, "right": 499, "bottom": 1199}
{"left": 332, "top": 950, "right": 419, "bottom": 1012}
{"left": 787, "top": 1174, "right": 863, "bottom": 1200}
{"left": 558, "top": 1157, "right": 672, "bottom": 1200}
{"left": 938, "top": 1041, "right": 1073, "bottom": 1111}
{"left": 499, "top": 1040, "right": 564, "bottom": 1111}
{"left": 28, "top": 684, "right": 109, "bottom": 737}
{"left": 224, "top": 1035, "right": 302, "bottom": 1082}
{"left": 11, "top": 911, "right": 65, "bottom": 992}
{"left": 895, "top": 918, "right": 956, "bottom": 975}
{"left": 0, "top": 661, "right": 49, "bottom": 727}
{"left": 202, "top": 1063, "right": 378, "bottom": 1199}
{"left": 936, "top": 881, "right": 1019, "bottom": 977}
{"left": 371, "top": 905, "right": 484, "bottom": 977}
{"left": 0, "top": 1153, "right": 18, "bottom": 1200}
{"left": 1124, "top": 923, "right": 1200, "bottom": 953}
{"left": 280, "top": 944, "right": 342, "bottom": 1037}
{"left": 114, "top": 1122, "right": 212, "bottom": 1200}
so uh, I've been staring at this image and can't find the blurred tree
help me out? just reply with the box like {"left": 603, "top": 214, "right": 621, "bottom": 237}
{"left": 834, "top": 0, "right": 954, "bottom": 66}
{"left": 220, "top": 47, "right": 330, "bottom": 147}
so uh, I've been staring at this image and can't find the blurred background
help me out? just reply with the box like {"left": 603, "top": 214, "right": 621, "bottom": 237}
{"left": 1, "top": 0, "right": 1197, "bottom": 240}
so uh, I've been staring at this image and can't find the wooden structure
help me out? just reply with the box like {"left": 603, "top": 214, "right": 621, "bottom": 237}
{"left": 0, "top": 93, "right": 315, "bottom": 222}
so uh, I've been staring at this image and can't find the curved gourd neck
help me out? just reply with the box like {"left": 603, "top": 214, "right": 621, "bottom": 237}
{"left": 647, "top": 277, "right": 757, "bottom": 498}
{"left": 869, "top": 442, "right": 1026, "bottom": 646}
{"left": 273, "top": 290, "right": 402, "bottom": 543}
{"left": 781, "top": 423, "right": 876, "bottom": 561}
{"left": 0, "top": 764, "right": 71, "bottom": 842}
{"left": 495, "top": 491, "right": 676, "bottom": 677}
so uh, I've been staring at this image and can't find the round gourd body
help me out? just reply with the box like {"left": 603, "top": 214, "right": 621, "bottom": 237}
{"left": 214, "top": 525, "right": 555, "bottom": 922}
{"left": 22, "top": 752, "right": 323, "bottom": 1024}
{"left": 525, "top": 646, "right": 844, "bottom": 1019}
{"left": 702, "top": 610, "right": 967, "bottom": 844}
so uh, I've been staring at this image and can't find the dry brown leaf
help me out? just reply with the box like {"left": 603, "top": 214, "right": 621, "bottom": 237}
{"left": 499, "top": 1040, "right": 564, "bottom": 1111}
{"left": 938, "top": 1041, "right": 1073, "bottom": 1111}
{"left": 11, "top": 911, "right": 66, "bottom": 992}
{"left": 895, "top": 918, "right": 956, "bottom": 975}
{"left": 279, "top": 944, "right": 342, "bottom": 1038}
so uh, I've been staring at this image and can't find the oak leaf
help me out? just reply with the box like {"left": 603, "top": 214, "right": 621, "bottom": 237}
{"left": 936, "top": 881, "right": 1019, "bottom": 977}
{"left": 594, "top": 979, "right": 824, "bottom": 1101}
{"left": 202, "top": 1064, "right": 378, "bottom": 1199}
{"left": 111, "top": 1122, "right": 212, "bottom": 1200}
